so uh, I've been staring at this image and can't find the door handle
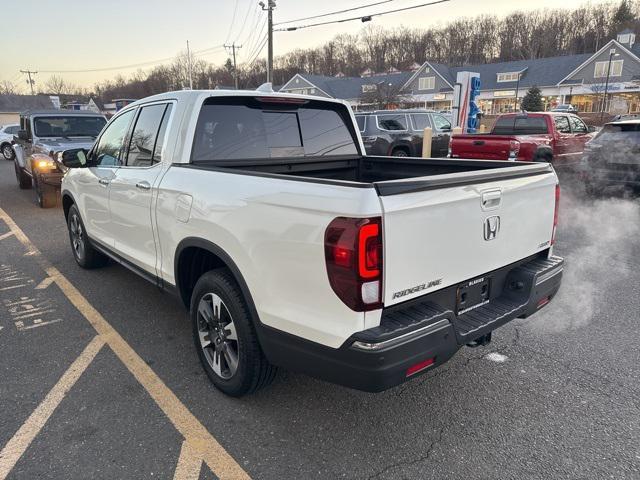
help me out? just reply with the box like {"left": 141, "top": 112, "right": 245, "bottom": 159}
{"left": 98, "top": 178, "right": 110, "bottom": 186}
{"left": 136, "top": 181, "right": 151, "bottom": 190}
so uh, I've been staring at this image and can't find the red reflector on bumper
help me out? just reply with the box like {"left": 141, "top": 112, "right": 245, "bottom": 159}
{"left": 406, "top": 357, "right": 436, "bottom": 377}
{"left": 537, "top": 296, "right": 551, "bottom": 309}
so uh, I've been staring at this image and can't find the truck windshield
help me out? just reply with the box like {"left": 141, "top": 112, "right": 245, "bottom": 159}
{"left": 33, "top": 116, "right": 106, "bottom": 137}
{"left": 191, "top": 98, "right": 359, "bottom": 162}
{"left": 493, "top": 116, "right": 548, "bottom": 135}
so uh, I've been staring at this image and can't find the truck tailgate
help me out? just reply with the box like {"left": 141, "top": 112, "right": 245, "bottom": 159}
{"left": 451, "top": 135, "right": 512, "bottom": 160}
{"left": 376, "top": 163, "right": 557, "bottom": 306}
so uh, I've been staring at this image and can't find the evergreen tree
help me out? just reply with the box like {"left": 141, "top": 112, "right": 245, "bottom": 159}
{"left": 521, "top": 86, "right": 544, "bottom": 112}
{"left": 611, "top": 0, "right": 635, "bottom": 34}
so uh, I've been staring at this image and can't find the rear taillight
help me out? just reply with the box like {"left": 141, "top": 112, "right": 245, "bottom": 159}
{"left": 325, "top": 217, "right": 383, "bottom": 311}
{"left": 508, "top": 140, "right": 520, "bottom": 160}
{"left": 551, "top": 184, "right": 560, "bottom": 245}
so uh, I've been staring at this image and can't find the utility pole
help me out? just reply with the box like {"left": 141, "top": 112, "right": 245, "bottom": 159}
{"left": 224, "top": 43, "right": 243, "bottom": 89}
{"left": 20, "top": 70, "right": 37, "bottom": 95}
{"left": 260, "top": 0, "right": 276, "bottom": 84}
{"left": 186, "top": 40, "right": 193, "bottom": 89}
{"left": 601, "top": 48, "right": 620, "bottom": 121}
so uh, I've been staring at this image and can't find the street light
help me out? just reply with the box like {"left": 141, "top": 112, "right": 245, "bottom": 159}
{"left": 601, "top": 48, "right": 621, "bottom": 121}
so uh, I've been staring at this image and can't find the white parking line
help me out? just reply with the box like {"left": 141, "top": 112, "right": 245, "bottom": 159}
{"left": 0, "top": 336, "right": 105, "bottom": 480}
{"left": 0, "top": 232, "right": 14, "bottom": 241}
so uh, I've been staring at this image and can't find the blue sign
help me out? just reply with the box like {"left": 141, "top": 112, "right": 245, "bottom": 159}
{"left": 467, "top": 76, "right": 481, "bottom": 134}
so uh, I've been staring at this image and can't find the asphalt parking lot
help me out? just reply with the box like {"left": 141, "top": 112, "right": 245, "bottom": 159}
{"left": 0, "top": 159, "right": 639, "bottom": 480}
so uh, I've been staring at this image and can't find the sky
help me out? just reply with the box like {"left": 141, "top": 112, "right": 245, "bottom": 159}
{"left": 2, "top": 0, "right": 614, "bottom": 92}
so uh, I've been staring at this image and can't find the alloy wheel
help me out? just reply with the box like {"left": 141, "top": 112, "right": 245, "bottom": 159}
{"left": 69, "top": 214, "right": 85, "bottom": 260}
{"left": 197, "top": 292, "right": 239, "bottom": 380}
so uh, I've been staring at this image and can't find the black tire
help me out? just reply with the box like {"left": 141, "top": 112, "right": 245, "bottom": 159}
{"left": 14, "top": 161, "right": 31, "bottom": 189}
{"left": 66, "top": 204, "right": 108, "bottom": 269}
{"left": 191, "top": 269, "right": 277, "bottom": 397}
{"left": 2, "top": 143, "right": 15, "bottom": 161}
{"left": 392, "top": 148, "right": 409, "bottom": 157}
{"left": 33, "top": 174, "right": 57, "bottom": 208}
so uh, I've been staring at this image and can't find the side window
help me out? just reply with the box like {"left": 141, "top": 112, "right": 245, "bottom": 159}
{"left": 377, "top": 114, "right": 408, "bottom": 131}
{"left": 126, "top": 104, "right": 168, "bottom": 167}
{"left": 355, "top": 115, "right": 366, "bottom": 132}
{"left": 92, "top": 109, "right": 135, "bottom": 166}
{"left": 411, "top": 114, "right": 431, "bottom": 131}
{"left": 433, "top": 115, "right": 452, "bottom": 131}
{"left": 554, "top": 116, "right": 571, "bottom": 134}
{"left": 6, "top": 126, "right": 19, "bottom": 134}
{"left": 569, "top": 116, "right": 587, "bottom": 133}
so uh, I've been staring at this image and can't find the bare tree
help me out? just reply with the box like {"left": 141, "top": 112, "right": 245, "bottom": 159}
{"left": 0, "top": 80, "right": 19, "bottom": 95}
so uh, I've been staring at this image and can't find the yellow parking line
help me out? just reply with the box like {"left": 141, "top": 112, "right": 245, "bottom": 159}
{"left": 173, "top": 440, "right": 203, "bottom": 480}
{"left": 35, "top": 275, "right": 56, "bottom": 290}
{"left": 0, "top": 336, "right": 105, "bottom": 480}
{"left": 0, "top": 208, "right": 250, "bottom": 480}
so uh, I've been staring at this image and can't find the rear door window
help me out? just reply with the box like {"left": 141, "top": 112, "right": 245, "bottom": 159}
{"left": 191, "top": 99, "right": 358, "bottom": 162}
{"left": 126, "top": 104, "right": 168, "bottom": 167}
{"left": 377, "top": 114, "right": 408, "bottom": 131}
{"left": 493, "top": 116, "right": 549, "bottom": 135}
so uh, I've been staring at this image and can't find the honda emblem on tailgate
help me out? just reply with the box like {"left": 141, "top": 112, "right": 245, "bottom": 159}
{"left": 484, "top": 216, "right": 500, "bottom": 241}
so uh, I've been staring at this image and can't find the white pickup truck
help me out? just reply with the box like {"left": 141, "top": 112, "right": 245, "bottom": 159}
{"left": 58, "top": 88, "right": 563, "bottom": 396}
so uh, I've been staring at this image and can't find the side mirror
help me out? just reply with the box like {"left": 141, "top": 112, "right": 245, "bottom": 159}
{"left": 17, "top": 129, "right": 29, "bottom": 141}
{"left": 59, "top": 148, "right": 87, "bottom": 168}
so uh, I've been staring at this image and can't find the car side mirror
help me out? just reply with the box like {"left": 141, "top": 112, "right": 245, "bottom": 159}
{"left": 59, "top": 148, "right": 87, "bottom": 168}
{"left": 588, "top": 125, "right": 597, "bottom": 133}
{"left": 17, "top": 129, "right": 29, "bottom": 141}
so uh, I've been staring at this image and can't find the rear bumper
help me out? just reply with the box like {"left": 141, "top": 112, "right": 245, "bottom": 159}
{"left": 579, "top": 165, "right": 640, "bottom": 187}
{"left": 258, "top": 253, "right": 563, "bottom": 392}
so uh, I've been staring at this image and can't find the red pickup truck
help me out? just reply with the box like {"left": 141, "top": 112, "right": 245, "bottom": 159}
{"left": 450, "top": 112, "right": 596, "bottom": 166}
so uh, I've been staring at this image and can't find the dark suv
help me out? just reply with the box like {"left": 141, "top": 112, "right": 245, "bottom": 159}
{"left": 355, "top": 110, "right": 452, "bottom": 158}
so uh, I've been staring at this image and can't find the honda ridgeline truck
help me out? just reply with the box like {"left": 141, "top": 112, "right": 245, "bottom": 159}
{"left": 58, "top": 89, "right": 563, "bottom": 396}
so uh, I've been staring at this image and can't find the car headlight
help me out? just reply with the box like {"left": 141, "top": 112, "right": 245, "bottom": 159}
{"left": 36, "top": 159, "right": 56, "bottom": 170}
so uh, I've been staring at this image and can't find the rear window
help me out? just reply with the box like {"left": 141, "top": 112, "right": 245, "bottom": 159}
{"left": 191, "top": 98, "right": 358, "bottom": 163}
{"left": 492, "top": 116, "right": 549, "bottom": 135}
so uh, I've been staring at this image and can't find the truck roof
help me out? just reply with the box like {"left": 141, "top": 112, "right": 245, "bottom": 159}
{"left": 123, "top": 89, "right": 351, "bottom": 110}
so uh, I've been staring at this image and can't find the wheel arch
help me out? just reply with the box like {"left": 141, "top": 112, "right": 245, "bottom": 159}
{"left": 61, "top": 190, "right": 77, "bottom": 221}
{"left": 174, "top": 237, "right": 261, "bottom": 325}
{"left": 533, "top": 145, "right": 553, "bottom": 162}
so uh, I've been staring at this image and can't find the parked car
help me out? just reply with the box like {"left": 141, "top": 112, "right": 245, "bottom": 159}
{"left": 579, "top": 119, "right": 640, "bottom": 193}
{"left": 450, "top": 112, "right": 596, "bottom": 167}
{"left": 551, "top": 104, "right": 578, "bottom": 113}
{"left": 12, "top": 110, "right": 106, "bottom": 207}
{"left": 59, "top": 89, "right": 563, "bottom": 397}
{"left": 355, "top": 110, "right": 452, "bottom": 157}
{"left": 0, "top": 123, "right": 20, "bottom": 160}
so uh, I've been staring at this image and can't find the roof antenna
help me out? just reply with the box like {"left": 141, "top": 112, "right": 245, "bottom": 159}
{"left": 256, "top": 82, "right": 274, "bottom": 92}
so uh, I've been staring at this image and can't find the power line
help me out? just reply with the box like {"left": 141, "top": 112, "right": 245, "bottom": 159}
{"left": 36, "top": 45, "right": 226, "bottom": 74}
{"left": 224, "top": 0, "right": 240, "bottom": 45}
{"left": 275, "top": 0, "right": 395, "bottom": 26}
{"left": 276, "top": 0, "right": 450, "bottom": 32}
{"left": 245, "top": 35, "right": 268, "bottom": 67}
{"left": 244, "top": 18, "right": 267, "bottom": 63}
{"left": 241, "top": 9, "right": 264, "bottom": 55}
{"left": 233, "top": 0, "right": 258, "bottom": 43}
